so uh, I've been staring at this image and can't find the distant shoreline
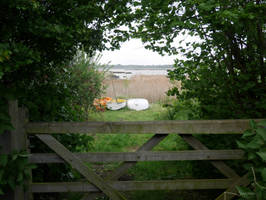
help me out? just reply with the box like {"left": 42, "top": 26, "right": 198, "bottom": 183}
{"left": 101, "top": 64, "right": 174, "bottom": 71}
{"left": 100, "top": 64, "right": 173, "bottom": 79}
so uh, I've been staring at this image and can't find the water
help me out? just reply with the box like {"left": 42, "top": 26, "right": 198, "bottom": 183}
{"left": 100, "top": 65, "right": 174, "bottom": 79}
{"left": 107, "top": 68, "right": 173, "bottom": 79}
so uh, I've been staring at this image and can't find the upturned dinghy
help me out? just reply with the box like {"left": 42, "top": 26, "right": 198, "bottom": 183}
{"left": 107, "top": 99, "right": 127, "bottom": 110}
{"left": 127, "top": 98, "right": 149, "bottom": 111}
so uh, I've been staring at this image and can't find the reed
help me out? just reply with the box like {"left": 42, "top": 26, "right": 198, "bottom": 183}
{"left": 103, "top": 75, "right": 180, "bottom": 103}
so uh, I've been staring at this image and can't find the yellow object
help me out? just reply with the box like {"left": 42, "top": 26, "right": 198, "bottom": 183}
{"left": 112, "top": 99, "right": 126, "bottom": 103}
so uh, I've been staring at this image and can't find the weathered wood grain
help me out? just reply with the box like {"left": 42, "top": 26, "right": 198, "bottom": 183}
{"left": 81, "top": 134, "right": 167, "bottom": 200}
{"left": 26, "top": 119, "right": 263, "bottom": 135}
{"left": 106, "top": 134, "right": 167, "bottom": 180}
{"left": 0, "top": 101, "right": 28, "bottom": 200}
{"left": 37, "top": 134, "right": 127, "bottom": 200}
{"left": 215, "top": 174, "right": 250, "bottom": 200}
{"left": 31, "top": 179, "right": 236, "bottom": 193}
{"left": 181, "top": 135, "right": 240, "bottom": 178}
{"left": 29, "top": 150, "right": 244, "bottom": 163}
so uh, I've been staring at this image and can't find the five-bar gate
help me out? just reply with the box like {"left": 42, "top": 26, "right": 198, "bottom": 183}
{"left": 1, "top": 101, "right": 261, "bottom": 200}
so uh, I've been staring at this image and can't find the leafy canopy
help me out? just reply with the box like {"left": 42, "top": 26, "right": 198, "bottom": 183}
{"left": 0, "top": 0, "right": 134, "bottom": 194}
{"left": 121, "top": 0, "right": 266, "bottom": 119}
{"left": 0, "top": 0, "right": 135, "bottom": 120}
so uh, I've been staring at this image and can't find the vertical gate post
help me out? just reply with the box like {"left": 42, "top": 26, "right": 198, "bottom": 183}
{"left": 0, "top": 100, "right": 29, "bottom": 200}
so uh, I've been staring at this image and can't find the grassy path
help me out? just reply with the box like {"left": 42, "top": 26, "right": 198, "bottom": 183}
{"left": 88, "top": 104, "right": 188, "bottom": 153}
{"left": 86, "top": 104, "right": 221, "bottom": 200}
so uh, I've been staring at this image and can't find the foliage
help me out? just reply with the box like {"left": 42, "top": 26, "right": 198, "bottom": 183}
{"left": 236, "top": 120, "right": 266, "bottom": 199}
{"left": 0, "top": 0, "right": 130, "bottom": 195}
{"left": 67, "top": 51, "right": 106, "bottom": 119}
{"left": 163, "top": 99, "right": 200, "bottom": 120}
{"left": 121, "top": 0, "right": 266, "bottom": 119}
{"left": 30, "top": 51, "right": 103, "bottom": 185}
{"left": 0, "top": 0, "right": 134, "bottom": 123}
{"left": 117, "top": 2, "right": 266, "bottom": 193}
{"left": 0, "top": 98, "right": 14, "bottom": 135}
{"left": 0, "top": 151, "right": 36, "bottom": 195}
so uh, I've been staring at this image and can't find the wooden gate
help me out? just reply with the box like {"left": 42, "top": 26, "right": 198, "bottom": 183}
{"left": 1, "top": 101, "right": 262, "bottom": 200}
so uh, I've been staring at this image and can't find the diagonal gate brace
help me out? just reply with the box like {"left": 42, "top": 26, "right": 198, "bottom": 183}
{"left": 36, "top": 134, "right": 127, "bottom": 200}
{"left": 180, "top": 135, "right": 249, "bottom": 200}
{"left": 215, "top": 173, "right": 250, "bottom": 200}
{"left": 181, "top": 135, "right": 240, "bottom": 178}
{"left": 82, "top": 134, "right": 168, "bottom": 200}
{"left": 107, "top": 134, "right": 168, "bottom": 180}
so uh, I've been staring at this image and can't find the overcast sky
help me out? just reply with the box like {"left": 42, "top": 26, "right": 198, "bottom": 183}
{"left": 99, "top": 32, "right": 200, "bottom": 65}
{"left": 99, "top": 39, "right": 178, "bottom": 65}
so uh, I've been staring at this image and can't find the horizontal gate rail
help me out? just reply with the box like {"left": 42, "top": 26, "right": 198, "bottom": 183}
{"left": 25, "top": 119, "right": 263, "bottom": 134}
{"left": 31, "top": 179, "right": 236, "bottom": 193}
{"left": 4, "top": 100, "right": 265, "bottom": 200}
{"left": 215, "top": 174, "right": 250, "bottom": 200}
{"left": 36, "top": 134, "right": 126, "bottom": 200}
{"left": 181, "top": 135, "right": 240, "bottom": 179}
{"left": 29, "top": 150, "right": 244, "bottom": 163}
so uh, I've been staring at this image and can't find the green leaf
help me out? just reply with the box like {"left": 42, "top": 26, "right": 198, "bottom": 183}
{"left": 237, "top": 140, "right": 247, "bottom": 149}
{"left": 0, "top": 123, "right": 14, "bottom": 134}
{"left": 247, "top": 152, "right": 256, "bottom": 160}
{"left": 261, "top": 168, "right": 266, "bottom": 182}
{"left": 27, "top": 164, "right": 37, "bottom": 170}
{"left": 256, "top": 151, "right": 266, "bottom": 161}
{"left": 11, "top": 154, "right": 18, "bottom": 161}
{"left": 258, "top": 120, "right": 266, "bottom": 127}
{"left": 0, "top": 170, "right": 4, "bottom": 180}
{"left": 0, "top": 154, "right": 8, "bottom": 166}
{"left": 7, "top": 179, "right": 16, "bottom": 190}
{"left": 236, "top": 186, "right": 256, "bottom": 199}
{"left": 18, "top": 153, "right": 28, "bottom": 158}
{"left": 246, "top": 136, "right": 264, "bottom": 149}
{"left": 250, "top": 120, "right": 257, "bottom": 130}
{"left": 255, "top": 186, "right": 266, "bottom": 200}
{"left": 16, "top": 173, "right": 23, "bottom": 182}
{"left": 0, "top": 187, "right": 4, "bottom": 195}
{"left": 242, "top": 129, "right": 255, "bottom": 138}
{"left": 0, "top": 113, "right": 10, "bottom": 121}
{"left": 256, "top": 127, "right": 266, "bottom": 141}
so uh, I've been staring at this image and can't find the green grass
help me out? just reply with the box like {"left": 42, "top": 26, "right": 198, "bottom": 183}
{"left": 87, "top": 103, "right": 192, "bottom": 178}
{"left": 89, "top": 103, "right": 169, "bottom": 153}
{"left": 88, "top": 103, "right": 168, "bottom": 121}
{"left": 86, "top": 103, "right": 220, "bottom": 200}
{"left": 88, "top": 103, "right": 189, "bottom": 153}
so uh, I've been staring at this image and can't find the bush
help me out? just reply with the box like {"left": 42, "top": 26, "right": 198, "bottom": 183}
{"left": 236, "top": 120, "right": 266, "bottom": 199}
{"left": 164, "top": 99, "right": 245, "bottom": 180}
{"left": 163, "top": 99, "right": 200, "bottom": 120}
{"left": 65, "top": 50, "right": 106, "bottom": 120}
{"left": 0, "top": 151, "right": 36, "bottom": 195}
{"left": 25, "top": 51, "right": 105, "bottom": 200}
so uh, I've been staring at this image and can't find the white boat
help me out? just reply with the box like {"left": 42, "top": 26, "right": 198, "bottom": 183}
{"left": 107, "top": 99, "right": 127, "bottom": 110}
{"left": 127, "top": 98, "right": 149, "bottom": 111}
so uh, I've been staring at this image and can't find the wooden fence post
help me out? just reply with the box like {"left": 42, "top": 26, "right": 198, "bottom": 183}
{"left": 0, "top": 100, "right": 29, "bottom": 200}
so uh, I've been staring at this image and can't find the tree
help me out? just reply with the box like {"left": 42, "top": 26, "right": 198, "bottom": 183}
{"left": 119, "top": 1, "right": 266, "bottom": 191}
{"left": 126, "top": 0, "right": 266, "bottom": 119}
{"left": 0, "top": 0, "right": 133, "bottom": 121}
{"left": 0, "top": 0, "right": 134, "bottom": 195}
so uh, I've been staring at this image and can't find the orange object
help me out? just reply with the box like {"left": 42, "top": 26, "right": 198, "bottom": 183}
{"left": 93, "top": 97, "right": 112, "bottom": 111}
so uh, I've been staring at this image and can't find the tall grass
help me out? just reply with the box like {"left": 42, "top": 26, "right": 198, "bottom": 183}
{"left": 103, "top": 75, "right": 180, "bottom": 103}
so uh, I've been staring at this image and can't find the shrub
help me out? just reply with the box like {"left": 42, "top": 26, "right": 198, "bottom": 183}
{"left": 236, "top": 120, "right": 266, "bottom": 199}
{"left": 30, "top": 50, "right": 105, "bottom": 180}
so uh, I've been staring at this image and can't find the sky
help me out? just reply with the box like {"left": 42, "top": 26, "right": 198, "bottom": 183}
{"left": 99, "top": 32, "right": 200, "bottom": 65}
{"left": 99, "top": 39, "right": 178, "bottom": 65}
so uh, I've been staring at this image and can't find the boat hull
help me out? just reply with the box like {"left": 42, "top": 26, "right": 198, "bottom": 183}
{"left": 127, "top": 98, "right": 149, "bottom": 111}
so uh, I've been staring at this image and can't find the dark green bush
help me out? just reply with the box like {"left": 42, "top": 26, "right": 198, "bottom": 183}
{"left": 236, "top": 120, "right": 266, "bottom": 199}
{"left": 0, "top": 151, "right": 36, "bottom": 195}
